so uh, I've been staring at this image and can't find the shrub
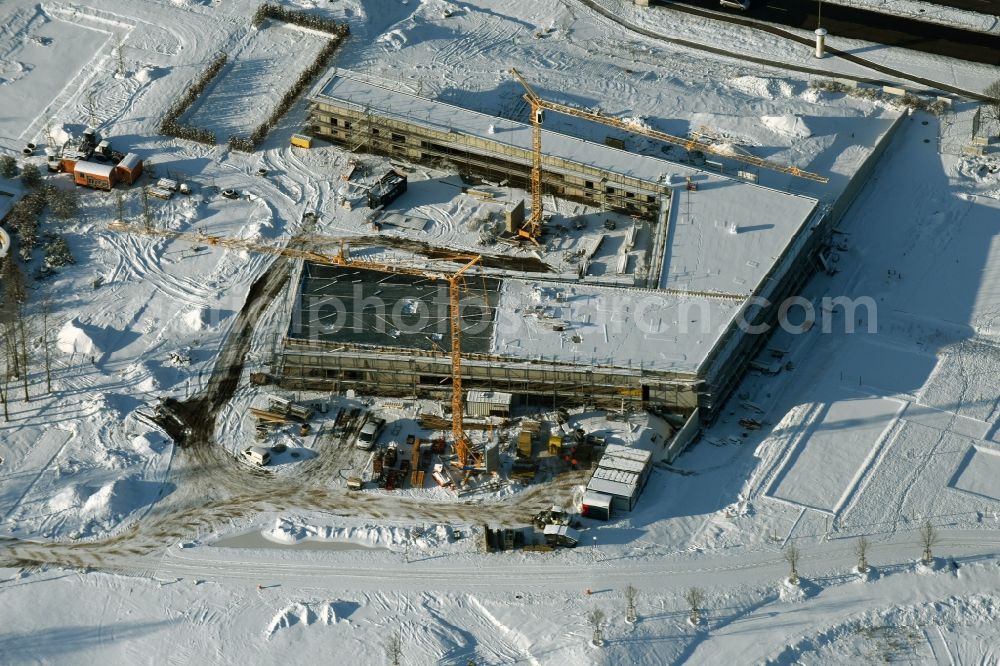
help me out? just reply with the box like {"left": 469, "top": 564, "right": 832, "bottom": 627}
{"left": 44, "top": 234, "right": 74, "bottom": 268}
{"left": 0, "top": 155, "right": 17, "bottom": 179}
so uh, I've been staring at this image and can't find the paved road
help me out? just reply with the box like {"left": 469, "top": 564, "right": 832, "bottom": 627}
{"left": 578, "top": 0, "right": 996, "bottom": 101}
{"left": 923, "top": 0, "right": 1000, "bottom": 16}
{"left": 664, "top": 0, "right": 1000, "bottom": 66}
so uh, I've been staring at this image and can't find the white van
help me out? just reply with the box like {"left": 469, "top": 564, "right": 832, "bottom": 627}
{"left": 356, "top": 417, "right": 385, "bottom": 450}
{"left": 241, "top": 446, "right": 271, "bottom": 466}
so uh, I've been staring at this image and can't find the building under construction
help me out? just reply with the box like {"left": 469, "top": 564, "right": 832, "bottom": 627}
{"left": 307, "top": 75, "right": 671, "bottom": 221}
{"left": 286, "top": 74, "right": 905, "bottom": 422}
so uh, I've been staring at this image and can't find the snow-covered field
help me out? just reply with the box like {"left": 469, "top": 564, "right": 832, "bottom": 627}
{"left": 1, "top": 0, "right": 1000, "bottom": 662}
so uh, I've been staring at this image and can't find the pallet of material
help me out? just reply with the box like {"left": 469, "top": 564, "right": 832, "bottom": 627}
{"left": 418, "top": 414, "right": 505, "bottom": 431}
{"left": 148, "top": 187, "right": 173, "bottom": 200}
{"left": 250, "top": 407, "right": 288, "bottom": 423}
{"left": 520, "top": 419, "right": 542, "bottom": 433}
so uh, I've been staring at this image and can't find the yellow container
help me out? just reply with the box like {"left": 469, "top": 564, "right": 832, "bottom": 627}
{"left": 290, "top": 134, "right": 312, "bottom": 149}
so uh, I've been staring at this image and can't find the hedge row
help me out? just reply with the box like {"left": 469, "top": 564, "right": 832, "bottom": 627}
{"left": 230, "top": 7, "right": 349, "bottom": 152}
{"left": 159, "top": 53, "right": 228, "bottom": 145}
{"left": 810, "top": 79, "right": 949, "bottom": 116}
{"left": 251, "top": 3, "right": 346, "bottom": 34}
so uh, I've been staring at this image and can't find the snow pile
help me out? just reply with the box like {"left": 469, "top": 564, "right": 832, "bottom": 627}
{"left": 131, "top": 432, "right": 167, "bottom": 455}
{"left": 57, "top": 318, "right": 101, "bottom": 355}
{"left": 49, "top": 124, "right": 72, "bottom": 147}
{"left": 728, "top": 75, "right": 795, "bottom": 100}
{"left": 779, "top": 579, "right": 806, "bottom": 602}
{"left": 265, "top": 601, "right": 344, "bottom": 638}
{"left": 266, "top": 516, "right": 455, "bottom": 551}
{"left": 48, "top": 485, "right": 86, "bottom": 513}
{"left": 46, "top": 477, "right": 163, "bottom": 535}
{"left": 183, "top": 307, "right": 210, "bottom": 332}
{"left": 134, "top": 66, "right": 156, "bottom": 84}
{"left": 761, "top": 115, "right": 812, "bottom": 139}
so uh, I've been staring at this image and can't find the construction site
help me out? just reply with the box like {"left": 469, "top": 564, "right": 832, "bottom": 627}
{"left": 5, "top": 0, "right": 998, "bottom": 660}
{"left": 89, "top": 58, "right": 901, "bottom": 503}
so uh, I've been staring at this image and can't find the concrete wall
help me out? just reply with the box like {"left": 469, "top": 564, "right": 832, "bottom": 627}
{"left": 664, "top": 408, "right": 700, "bottom": 463}
{"left": 828, "top": 111, "right": 908, "bottom": 227}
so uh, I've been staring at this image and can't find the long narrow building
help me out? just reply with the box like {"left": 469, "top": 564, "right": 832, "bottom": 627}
{"left": 308, "top": 74, "right": 672, "bottom": 220}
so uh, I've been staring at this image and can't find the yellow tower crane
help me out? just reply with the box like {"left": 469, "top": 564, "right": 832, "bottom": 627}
{"left": 509, "top": 68, "right": 828, "bottom": 185}
{"left": 509, "top": 67, "right": 546, "bottom": 241}
{"left": 108, "top": 221, "right": 484, "bottom": 468}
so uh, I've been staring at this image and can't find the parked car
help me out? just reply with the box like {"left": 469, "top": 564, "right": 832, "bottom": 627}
{"left": 356, "top": 417, "right": 386, "bottom": 450}
{"left": 241, "top": 446, "right": 271, "bottom": 466}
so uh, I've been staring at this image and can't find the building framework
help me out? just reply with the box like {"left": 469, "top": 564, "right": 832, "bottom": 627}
{"left": 307, "top": 75, "right": 672, "bottom": 220}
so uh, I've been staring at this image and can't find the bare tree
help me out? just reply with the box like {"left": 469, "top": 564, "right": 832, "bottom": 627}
{"left": 142, "top": 186, "right": 151, "bottom": 229}
{"left": 784, "top": 543, "right": 801, "bottom": 585}
{"left": 624, "top": 584, "right": 638, "bottom": 623}
{"left": 684, "top": 587, "right": 705, "bottom": 626}
{"left": 920, "top": 521, "right": 938, "bottom": 565}
{"left": 588, "top": 608, "right": 605, "bottom": 647}
{"left": 384, "top": 630, "right": 402, "bottom": 666}
{"left": 86, "top": 90, "right": 97, "bottom": 128}
{"left": 115, "top": 33, "right": 126, "bottom": 77}
{"left": 0, "top": 327, "right": 7, "bottom": 421}
{"left": 984, "top": 80, "right": 1000, "bottom": 136}
{"left": 41, "top": 296, "right": 53, "bottom": 393}
{"left": 854, "top": 536, "right": 870, "bottom": 574}
{"left": 17, "top": 309, "right": 29, "bottom": 402}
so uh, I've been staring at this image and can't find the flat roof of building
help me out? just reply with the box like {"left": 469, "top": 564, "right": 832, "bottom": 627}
{"left": 599, "top": 445, "right": 652, "bottom": 474}
{"left": 74, "top": 161, "right": 115, "bottom": 178}
{"left": 316, "top": 74, "right": 820, "bottom": 297}
{"left": 492, "top": 280, "right": 742, "bottom": 374}
{"left": 588, "top": 467, "right": 641, "bottom": 498}
{"left": 292, "top": 263, "right": 741, "bottom": 375}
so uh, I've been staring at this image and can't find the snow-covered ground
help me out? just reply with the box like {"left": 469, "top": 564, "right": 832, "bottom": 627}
{"left": 1, "top": 0, "right": 999, "bottom": 662}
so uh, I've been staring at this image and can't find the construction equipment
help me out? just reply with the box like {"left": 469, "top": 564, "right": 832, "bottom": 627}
{"left": 508, "top": 67, "right": 546, "bottom": 241}
{"left": 108, "top": 221, "right": 485, "bottom": 469}
{"left": 510, "top": 69, "right": 828, "bottom": 184}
